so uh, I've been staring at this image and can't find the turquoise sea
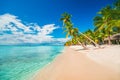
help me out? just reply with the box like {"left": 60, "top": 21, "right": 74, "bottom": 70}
{"left": 0, "top": 45, "right": 64, "bottom": 80}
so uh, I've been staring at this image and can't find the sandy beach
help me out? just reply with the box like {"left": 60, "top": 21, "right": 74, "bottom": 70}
{"left": 32, "top": 45, "right": 120, "bottom": 80}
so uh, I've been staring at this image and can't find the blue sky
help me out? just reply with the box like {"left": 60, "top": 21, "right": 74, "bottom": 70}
{"left": 0, "top": 0, "right": 115, "bottom": 45}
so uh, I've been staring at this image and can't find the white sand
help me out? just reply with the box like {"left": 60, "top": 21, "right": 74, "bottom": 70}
{"left": 70, "top": 45, "right": 120, "bottom": 73}
{"left": 32, "top": 45, "right": 120, "bottom": 80}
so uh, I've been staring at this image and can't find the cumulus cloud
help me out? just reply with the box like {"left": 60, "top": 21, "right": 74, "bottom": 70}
{"left": 0, "top": 13, "right": 30, "bottom": 33}
{"left": 0, "top": 13, "right": 68, "bottom": 45}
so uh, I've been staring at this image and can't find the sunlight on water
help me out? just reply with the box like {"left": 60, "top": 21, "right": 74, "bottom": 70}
{"left": 0, "top": 46, "right": 64, "bottom": 80}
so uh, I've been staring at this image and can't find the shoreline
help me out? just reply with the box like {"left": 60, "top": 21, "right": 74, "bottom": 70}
{"left": 31, "top": 45, "right": 120, "bottom": 80}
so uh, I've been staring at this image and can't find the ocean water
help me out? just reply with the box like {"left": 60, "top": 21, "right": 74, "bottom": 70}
{"left": 0, "top": 45, "right": 64, "bottom": 80}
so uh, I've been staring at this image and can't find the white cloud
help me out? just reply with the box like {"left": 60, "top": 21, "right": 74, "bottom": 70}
{"left": 0, "top": 13, "right": 68, "bottom": 45}
{"left": 0, "top": 13, "right": 31, "bottom": 33}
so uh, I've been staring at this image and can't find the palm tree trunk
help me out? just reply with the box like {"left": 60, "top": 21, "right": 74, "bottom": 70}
{"left": 102, "top": 39, "right": 104, "bottom": 44}
{"left": 108, "top": 36, "right": 111, "bottom": 45}
{"left": 79, "top": 31, "right": 101, "bottom": 48}
{"left": 108, "top": 31, "right": 112, "bottom": 45}
{"left": 76, "top": 38, "right": 88, "bottom": 49}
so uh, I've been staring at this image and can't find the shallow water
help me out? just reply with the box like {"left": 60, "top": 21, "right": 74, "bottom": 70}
{"left": 0, "top": 45, "right": 64, "bottom": 80}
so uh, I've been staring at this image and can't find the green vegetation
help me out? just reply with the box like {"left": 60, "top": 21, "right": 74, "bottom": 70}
{"left": 61, "top": 0, "right": 120, "bottom": 48}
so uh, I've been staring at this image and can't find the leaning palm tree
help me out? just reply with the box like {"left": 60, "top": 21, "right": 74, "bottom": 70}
{"left": 79, "top": 30, "right": 100, "bottom": 47}
{"left": 84, "top": 30, "right": 96, "bottom": 44}
{"left": 61, "top": 12, "right": 100, "bottom": 49}
{"left": 71, "top": 28, "right": 88, "bottom": 49}
{"left": 60, "top": 12, "right": 73, "bottom": 37}
{"left": 61, "top": 12, "right": 88, "bottom": 49}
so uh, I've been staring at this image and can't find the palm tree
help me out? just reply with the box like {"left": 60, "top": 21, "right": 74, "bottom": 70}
{"left": 93, "top": 5, "right": 115, "bottom": 45}
{"left": 72, "top": 38, "right": 78, "bottom": 45}
{"left": 61, "top": 12, "right": 88, "bottom": 49}
{"left": 113, "top": 0, "right": 120, "bottom": 28}
{"left": 71, "top": 28, "right": 88, "bottom": 49}
{"left": 79, "top": 30, "right": 100, "bottom": 47}
{"left": 61, "top": 12, "right": 73, "bottom": 38}
{"left": 61, "top": 12, "right": 100, "bottom": 49}
{"left": 60, "top": 12, "right": 72, "bottom": 27}
{"left": 94, "top": 0, "right": 120, "bottom": 45}
{"left": 64, "top": 40, "right": 72, "bottom": 46}
{"left": 84, "top": 30, "right": 96, "bottom": 44}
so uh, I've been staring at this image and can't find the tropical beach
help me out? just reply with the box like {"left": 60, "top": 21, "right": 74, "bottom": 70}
{"left": 30, "top": 0, "right": 120, "bottom": 79}
{"left": 32, "top": 45, "right": 120, "bottom": 80}
{"left": 0, "top": 0, "right": 120, "bottom": 80}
